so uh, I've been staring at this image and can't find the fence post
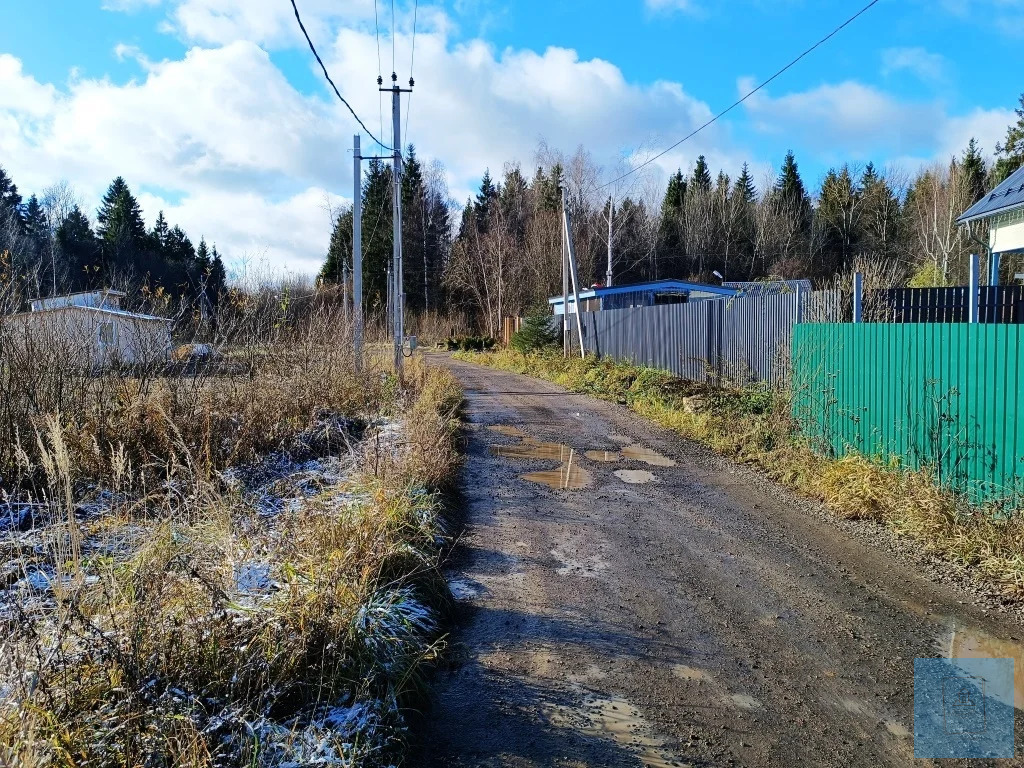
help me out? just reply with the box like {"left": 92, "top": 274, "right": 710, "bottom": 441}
{"left": 852, "top": 272, "right": 863, "bottom": 324}
{"left": 990, "top": 251, "right": 1001, "bottom": 286}
{"left": 969, "top": 254, "right": 980, "bottom": 324}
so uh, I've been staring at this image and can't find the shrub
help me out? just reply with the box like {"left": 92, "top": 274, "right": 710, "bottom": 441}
{"left": 510, "top": 311, "right": 559, "bottom": 353}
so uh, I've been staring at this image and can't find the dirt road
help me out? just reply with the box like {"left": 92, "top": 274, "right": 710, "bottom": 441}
{"left": 416, "top": 355, "right": 1024, "bottom": 767}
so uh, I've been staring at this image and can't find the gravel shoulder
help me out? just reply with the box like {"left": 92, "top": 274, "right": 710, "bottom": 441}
{"left": 414, "top": 354, "right": 1024, "bottom": 767}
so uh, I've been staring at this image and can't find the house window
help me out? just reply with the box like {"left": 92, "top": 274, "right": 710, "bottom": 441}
{"left": 98, "top": 322, "right": 115, "bottom": 345}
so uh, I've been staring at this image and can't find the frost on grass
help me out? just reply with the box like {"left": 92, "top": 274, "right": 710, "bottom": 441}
{"left": 0, "top": 411, "right": 446, "bottom": 767}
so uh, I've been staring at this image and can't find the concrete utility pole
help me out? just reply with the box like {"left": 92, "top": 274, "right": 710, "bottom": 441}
{"left": 382, "top": 73, "right": 413, "bottom": 378}
{"left": 352, "top": 134, "right": 363, "bottom": 371}
{"left": 606, "top": 197, "right": 614, "bottom": 288}
{"left": 562, "top": 197, "right": 570, "bottom": 356}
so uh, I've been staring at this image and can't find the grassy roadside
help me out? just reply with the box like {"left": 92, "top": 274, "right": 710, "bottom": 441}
{"left": 0, "top": 353, "right": 463, "bottom": 767}
{"left": 456, "top": 348, "right": 1024, "bottom": 595}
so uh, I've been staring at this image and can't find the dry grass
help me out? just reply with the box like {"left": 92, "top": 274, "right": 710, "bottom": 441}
{"left": 0, "top": 292, "right": 463, "bottom": 766}
{"left": 458, "top": 348, "right": 1024, "bottom": 593}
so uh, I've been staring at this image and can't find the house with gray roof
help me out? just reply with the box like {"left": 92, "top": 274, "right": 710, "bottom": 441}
{"left": 957, "top": 165, "right": 1024, "bottom": 283}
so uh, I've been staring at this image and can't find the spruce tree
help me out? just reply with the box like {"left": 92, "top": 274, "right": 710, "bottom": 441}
{"left": 402, "top": 146, "right": 427, "bottom": 312}
{"left": 208, "top": 245, "right": 227, "bottom": 307}
{"left": 56, "top": 205, "right": 101, "bottom": 291}
{"left": 475, "top": 170, "right": 498, "bottom": 232}
{"left": 691, "top": 156, "right": 712, "bottom": 193}
{"left": 361, "top": 159, "right": 393, "bottom": 306}
{"left": 96, "top": 177, "right": 147, "bottom": 279}
{"left": 320, "top": 208, "right": 353, "bottom": 285}
{"left": 961, "top": 138, "right": 988, "bottom": 204}
{"left": 540, "top": 163, "right": 563, "bottom": 212}
{"left": 733, "top": 163, "right": 757, "bottom": 204}
{"left": 994, "top": 93, "right": 1024, "bottom": 182}
{"left": 657, "top": 170, "right": 687, "bottom": 281}
{"left": 0, "top": 165, "right": 22, "bottom": 219}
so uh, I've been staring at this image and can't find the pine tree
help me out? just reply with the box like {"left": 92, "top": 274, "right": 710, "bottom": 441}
{"left": 656, "top": 170, "right": 687, "bottom": 281}
{"left": 56, "top": 205, "right": 101, "bottom": 291}
{"left": 320, "top": 208, "right": 354, "bottom": 285}
{"left": 775, "top": 150, "right": 808, "bottom": 211}
{"left": 691, "top": 156, "right": 712, "bottom": 193}
{"left": 474, "top": 170, "right": 498, "bottom": 232}
{"left": 994, "top": 93, "right": 1024, "bottom": 182}
{"left": 0, "top": 165, "right": 22, "bottom": 223}
{"left": 208, "top": 245, "right": 227, "bottom": 307}
{"left": 510, "top": 306, "right": 559, "bottom": 353}
{"left": 21, "top": 195, "right": 50, "bottom": 294}
{"left": 734, "top": 163, "right": 757, "bottom": 204}
{"left": 361, "top": 159, "right": 393, "bottom": 306}
{"left": 961, "top": 138, "right": 988, "bottom": 204}
{"left": 401, "top": 146, "right": 428, "bottom": 312}
{"left": 151, "top": 210, "right": 170, "bottom": 252}
{"left": 96, "top": 177, "right": 147, "bottom": 279}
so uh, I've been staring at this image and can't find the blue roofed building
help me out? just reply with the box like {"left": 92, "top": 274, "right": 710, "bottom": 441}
{"left": 957, "top": 166, "right": 1024, "bottom": 283}
{"left": 548, "top": 279, "right": 811, "bottom": 315}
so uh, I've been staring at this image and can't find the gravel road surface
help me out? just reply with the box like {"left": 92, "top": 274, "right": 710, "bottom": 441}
{"left": 415, "top": 355, "right": 1024, "bottom": 767}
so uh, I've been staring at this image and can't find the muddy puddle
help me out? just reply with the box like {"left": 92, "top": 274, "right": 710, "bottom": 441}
{"left": 547, "top": 695, "right": 679, "bottom": 768}
{"left": 621, "top": 444, "right": 677, "bottom": 467}
{"left": 489, "top": 428, "right": 593, "bottom": 490}
{"left": 585, "top": 450, "right": 621, "bottom": 463}
{"left": 614, "top": 469, "right": 657, "bottom": 485}
{"left": 944, "top": 624, "right": 1024, "bottom": 709}
{"left": 522, "top": 457, "right": 594, "bottom": 490}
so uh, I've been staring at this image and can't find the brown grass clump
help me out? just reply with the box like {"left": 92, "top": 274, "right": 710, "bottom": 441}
{"left": 459, "top": 349, "right": 1024, "bottom": 593}
{"left": 0, "top": 290, "right": 463, "bottom": 766}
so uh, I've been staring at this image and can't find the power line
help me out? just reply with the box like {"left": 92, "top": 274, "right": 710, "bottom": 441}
{"left": 594, "top": 0, "right": 881, "bottom": 193}
{"left": 289, "top": 0, "right": 392, "bottom": 151}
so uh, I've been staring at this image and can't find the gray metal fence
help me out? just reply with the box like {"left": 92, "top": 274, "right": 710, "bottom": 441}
{"left": 571, "top": 290, "right": 840, "bottom": 386}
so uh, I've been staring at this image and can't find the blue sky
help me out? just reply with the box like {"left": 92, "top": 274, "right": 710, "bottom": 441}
{"left": 0, "top": 0, "right": 1020, "bottom": 273}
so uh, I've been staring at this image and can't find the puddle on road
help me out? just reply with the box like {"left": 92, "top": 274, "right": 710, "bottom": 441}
{"left": 614, "top": 469, "right": 657, "bottom": 485}
{"left": 487, "top": 424, "right": 528, "bottom": 438}
{"left": 547, "top": 695, "right": 679, "bottom": 768}
{"left": 585, "top": 450, "right": 621, "bottom": 463}
{"left": 944, "top": 624, "right": 1024, "bottom": 709}
{"left": 621, "top": 444, "right": 677, "bottom": 467}
{"left": 523, "top": 457, "right": 594, "bottom": 490}
{"left": 491, "top": 440, "right": 574, "bottom": 461}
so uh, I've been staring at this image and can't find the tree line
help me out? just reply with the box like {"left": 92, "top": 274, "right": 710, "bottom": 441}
{"left": 0, "top": 169, "right": 226, "bottom": 317}
{"left": 320, "top": 146, "right": 452, "bottom": 316}
{"left": 436, "top": 94, "right": 1024, "bottom": 334}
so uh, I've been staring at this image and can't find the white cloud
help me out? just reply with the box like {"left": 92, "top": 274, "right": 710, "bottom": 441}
{"left": 880, "top": 47, "right": 946, "bottom": 83}
{"left": 0, "top": 55, "right": 58, "bottom": 118}
{"left": 644, "top": 0, "right": 700, "bottom": 13}
{"left": 740, "top": 77, "right": 1011, "bottom": 165}
{"left": 138, "top": 187, "right": 345, "bottom": 276}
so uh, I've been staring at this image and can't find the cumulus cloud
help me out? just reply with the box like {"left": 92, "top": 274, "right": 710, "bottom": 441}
{"left": 739, "top": 77, "right": 1012, "bottom": 172}
{"left": 880, "top": 47, "right": 946, "bottom": 83}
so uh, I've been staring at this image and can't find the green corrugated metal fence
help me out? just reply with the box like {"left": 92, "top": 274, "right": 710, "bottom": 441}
{"left": 792, "top": 323, "right": 1024, "bottom": 503}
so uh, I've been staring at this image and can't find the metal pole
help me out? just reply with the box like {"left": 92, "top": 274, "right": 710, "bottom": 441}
{"left": 969, "top": 253, "right": 980, "bottom": 323}
{"left": 342, "top": 262, "right": 349, "bottom": 322}
{"left": 562, "top": 193, "right": 569, "bottom": 357}
{"left": 852, "top": 272, "right": 863, "bottom": 324}
{"left": 563, "top": 189, "right": 585, "bottom": 359}
{"left": 352, "top": 134, "right": 363, "bottom": 371}
{"left": 390, "top": 78, "right": 404, "bottom": 377}
{"left": 990, "top": 251, "right": 1002, "bottom": 286}
{"left": 606, "top": 197, "right": 614, "bottom": 288}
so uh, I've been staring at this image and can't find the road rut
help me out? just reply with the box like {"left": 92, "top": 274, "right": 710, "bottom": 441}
{"left": 416, "top": 356, "right": 1024, "bottom": 767}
